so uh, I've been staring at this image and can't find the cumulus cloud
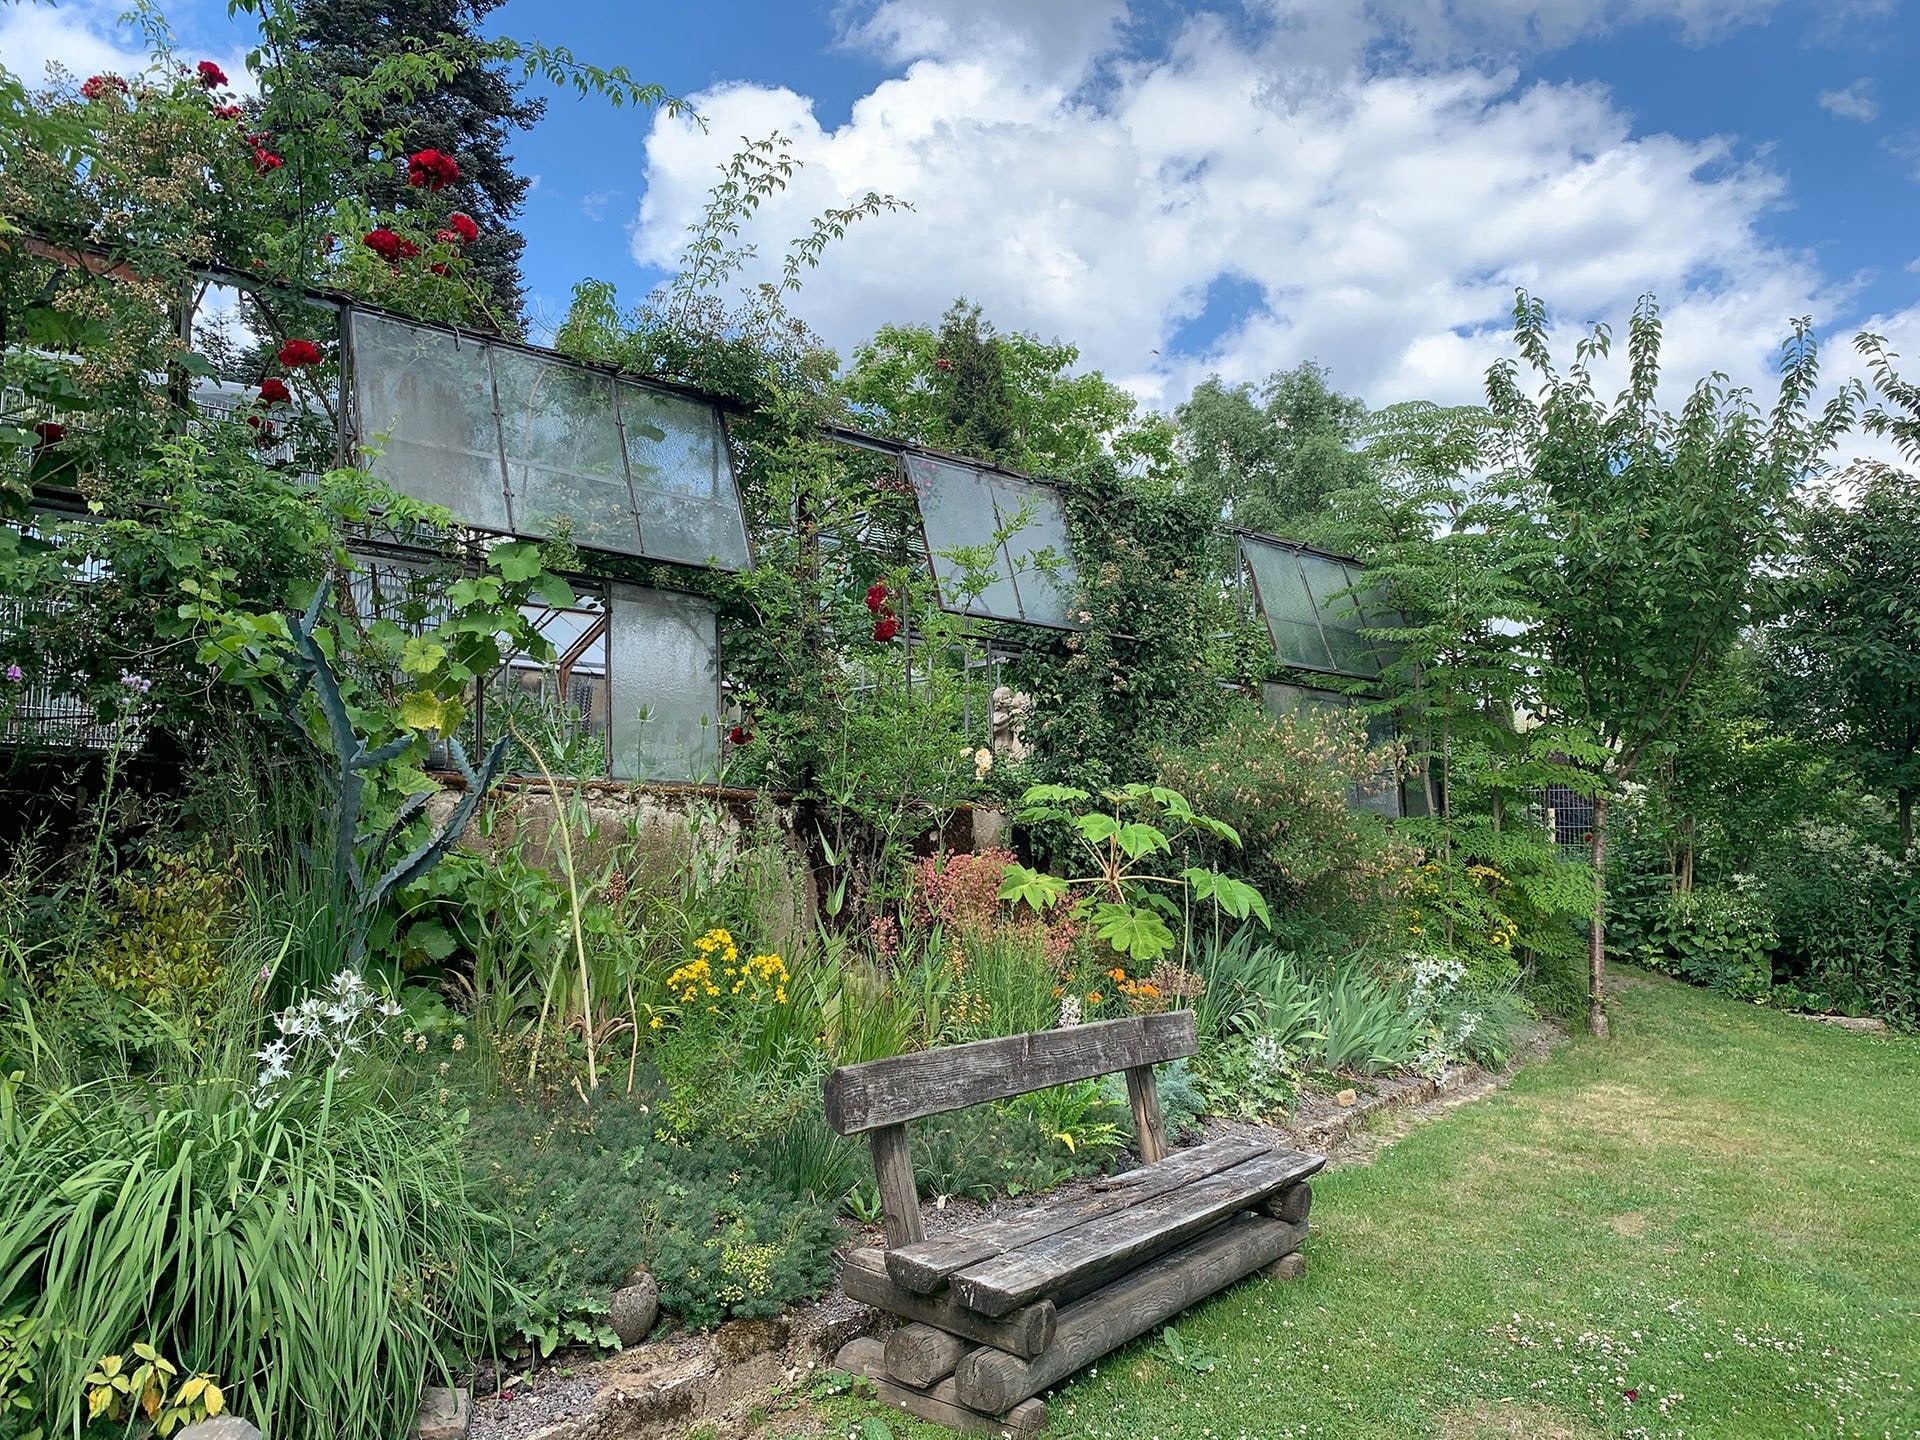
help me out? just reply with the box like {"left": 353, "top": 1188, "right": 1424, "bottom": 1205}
{"left": 1819, "top": 79, "right": 1879, "bottom": 122}
{"left": 632, "top": 3, "right": 1858, "bottom": 422}
{"left": 0, "top": 0, "right": 253, "bottom": 94}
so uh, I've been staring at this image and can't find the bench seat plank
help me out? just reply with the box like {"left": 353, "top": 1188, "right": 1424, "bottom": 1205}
{"left": 950, "top": 1147, "right": 1324, "bottom": 1315}
{"left": 885, "top": 1135, "right": 1271, "bottom": 1294}
{"left": 841, "top": 1248, "right": 1058, "bottom": 1357}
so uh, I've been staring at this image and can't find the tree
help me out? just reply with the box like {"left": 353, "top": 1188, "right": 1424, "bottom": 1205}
{"left": 285, "top": 0, "right": 544, "bottom": 324}
{"left": 1177, "top": 362, "right": 1375, "bottom": 541}
{"left": 1486, "top": 292, "right": 1858, "bottom": 1037}
{"left": 1771, "top": 469, "right": 1920, "bottom": 855}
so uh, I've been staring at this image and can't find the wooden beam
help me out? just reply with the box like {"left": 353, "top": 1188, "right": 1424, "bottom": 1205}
{"left": 885, "top": 1323, "right": 975, "bottom": 1388}
{"left": 885, "top": 1136, "right": 1269, "bottom": 1294}
{"left": 825, "top": 1012, "right": 1199, "bottom": 1135}
{"left": 1124, "top": 1064, "right": 1168, "bottom": 1165}
{"left": 836, "top": 1337, "right": 1049, "bottom": 1435}
{"left": 950, "top": 1149, "right": 1323, "bottom": 1316}
{"left": 1262, "top": 1181, "right": 1313, "bottom": 1225}
{"left": 954, "top": 1215, "right": 1308, "bottom": 1415}
{"left": 841, "top": 1249, "right": 1058, "bottom": 1357}
{"left": 869, "top": 1124, "right": 924, "bottom": 1248}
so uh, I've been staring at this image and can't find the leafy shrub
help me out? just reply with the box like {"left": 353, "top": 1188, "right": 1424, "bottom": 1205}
{"left": 461, "top": 1085, "right": 842, "bottom": 1336}
{"left": 911, "top": 1085, "right": 1126, "bottom": 1204}
{"left": 1756, "top": 819, "right": 1920, "bottom": 1024}
{"left": 1630, "top": 884, "right": 1775, "bottom": 1003}
{"left": 1154, "top": 705, "right": 1406, "bottom": 934}
{"left": 87, "top": 840, "right": 244, "bottom": 1026}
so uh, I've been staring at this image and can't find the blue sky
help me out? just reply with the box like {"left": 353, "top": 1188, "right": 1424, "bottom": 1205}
{"left": 7, "top": 0, "right": 1919, "bottom": 435}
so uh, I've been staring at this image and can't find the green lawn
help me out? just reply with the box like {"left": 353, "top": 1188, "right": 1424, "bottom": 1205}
{"left": 834, "top": 972, "right": 1920, "bottom": 1440}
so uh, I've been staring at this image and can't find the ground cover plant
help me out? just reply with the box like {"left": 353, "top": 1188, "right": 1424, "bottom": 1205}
{"left": 829, "top": 972, "right": 1920, "bottom": 1439}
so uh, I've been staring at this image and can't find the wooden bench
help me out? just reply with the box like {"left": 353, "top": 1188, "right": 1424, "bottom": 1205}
{"left": 824, "top": 1010, "right": 1325, "bottom": 1433}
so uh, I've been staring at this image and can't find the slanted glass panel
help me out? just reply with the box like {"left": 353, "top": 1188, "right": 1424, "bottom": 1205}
{"left": 349, "top": 310, "right": 508, "bottom": 530}
{"left": 1298, "top": 551, "right": 1378, "bottom": 677}
{"left": 606, "top": 584, "right": 719, "bottom": 782}
{"left": 908, "top": 455, "right": 1023, "bottom": 621}
{"left": 1241, "top": 538, "right": 1334, "bottom": 670}
{"left": 491, "top": 347, "right": 643, "bottom": 556}
{"left": 618, "top": 383, "right": 751, "bottom": 570}
{"left": 991, "top": 476, "right": 1079, "bottom": 628}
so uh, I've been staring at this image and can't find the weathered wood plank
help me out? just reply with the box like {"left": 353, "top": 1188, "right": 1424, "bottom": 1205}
{"left": 885, "top": 1323, "right": 975, "bottom": 1388}
{"left": 836, "top": 1336, "right": 1049, "bottom": 1435}
{"left": 842, "top": 1249, "right": 1058, "bottom": 1357}
{"left": 825, "top": 1012, "right": 1198, "bottom": 1135}
{"left": 885, "top": 1135, "right": 1270, "bottom": 1294}
{"left": 870, "top": 1124, "right": 924, "bottom": 1248}
{"left": 1125, "top": 1064, "right": 1168, "bottom": 1165}
{"left": 950, "top": 1148, "right": 1324, "bottom": 1315}
{"left": 1262, "top": 1181, "right": 1313, "bottom": 1225}
{"left": 954, "top": 1215, "right": 1309, "bottom": 1414}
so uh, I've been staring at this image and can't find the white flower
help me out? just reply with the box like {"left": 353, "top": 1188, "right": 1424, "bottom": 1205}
{"left": 1058, "top": 996, "right": 1083, "bottom": 1028}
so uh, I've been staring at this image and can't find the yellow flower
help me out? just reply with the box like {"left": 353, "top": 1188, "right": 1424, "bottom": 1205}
{"left": 649, "top": 1015, "right": 664, "bottom": 1030}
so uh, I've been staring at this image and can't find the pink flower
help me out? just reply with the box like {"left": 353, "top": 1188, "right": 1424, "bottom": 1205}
{"left": 196, "top": 60, "right": 229, "bottom": 88}
{"left": 276, "top": 339, "right": 322, "bottom": 368}
{"left": 4, "top": 665, "right": 22, "bottom": 683}
{"left": 406, "top": 148, "right": 460, "bottom": 191}
{"left": 257, "top": 378, "right": 291, "bottom": 406}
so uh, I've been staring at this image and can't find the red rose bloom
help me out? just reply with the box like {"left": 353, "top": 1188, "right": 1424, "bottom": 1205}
{"left": 196, "top": 60, "right": 228, "bottom": 88}
{"left": 428, "top": 262, "right": 451, "bottom": 277}
{"left": 277, "top": 339, "right": 322, "bottom": 368}
{"left": 447, "top": 211, "right": 479, "bottom": 243}
{"left": 246, "top": 415, "right": 277, "bottom": 446}
{"left": 406, "top": 149, "right": 460, "bottom": 191}
{"left": 727, "top": 725, "right": 754, "bottom": 746}
{"left": 873, "top": 618, "right": 900, "bottom": 642}
{"left": 32, "top": 421, "right": 66, "bottom": 446}
{"left": 865, "top": 583, "right": 889, "bottom": 614}
{"left": 252, "top": 149, "right": 284, "bottom": 174}
{"left": 212, "top": 104, "right": 244, "bottom": 120}
{"left": 257, "top": 378, "right": 291, "bottom": 406}
{"left": 362, "top": 228, "right": 405, "bottom": 262}
{"left": 80, "top": 75, "right": 128, "bottom": 100}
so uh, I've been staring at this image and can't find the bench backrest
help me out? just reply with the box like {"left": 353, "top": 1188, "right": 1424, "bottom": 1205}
{"left": 824, "top": 1011, "right": 1200, "bottom": 1249}
{"left": 825, "top": 1011, "right": 1198, "bottom": 1135}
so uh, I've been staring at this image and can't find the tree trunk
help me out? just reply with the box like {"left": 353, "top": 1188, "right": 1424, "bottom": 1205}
{"left": 1588, "top": 791, "right": 1611, "bottom": 1040}
{"left": 1679, "top": 815, "right": 1694, "bottom": 895}
{"left": 1900, "top": 788, "right": 1913, "bottom": 861}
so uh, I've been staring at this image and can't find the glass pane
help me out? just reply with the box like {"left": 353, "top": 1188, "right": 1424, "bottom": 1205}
{"left": 619, "top": 383, "right": 751, "bottom": 570}
{"left": 991, "top": 477, "right": 1079, "bottom": 627}
{"left": 491, "top": 348, "right": 643, "bottom": 555}
{"left": 1299, "top": 552, "right": 1377, "bottom": 678}
{"left": 350, "top": 311, "right": 507, "bottom": 530}
{"left": 607, "top": 585, "right": 720, "bottom": 782}
{"left": 1241, "top": 539, "right": 1334, "bottom": 670}
{"left": 909, "top": 455, "right": 1023, "bottom": 621}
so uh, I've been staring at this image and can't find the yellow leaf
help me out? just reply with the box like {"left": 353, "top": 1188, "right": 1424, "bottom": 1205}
{"left": 1054, "top": 1132, "right": 1076, "bottom": 1153}
{"left": 204, "top": 1383, "right": 225, "bottom": 1416}
{"left": 88, "top": 1388, "right": 113, "bottom": 1420}
{"left": 397, "top": 690, "right": 448, "bottom": 733}
{"left": 175, "top": 1376, "right": 206, "bottom": 1406}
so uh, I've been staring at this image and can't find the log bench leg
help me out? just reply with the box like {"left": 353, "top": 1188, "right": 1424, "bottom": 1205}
{"left": 955, "top": 1214, "right": 1308, "bottom": 1415}
{"left": 886, "top": 1323, "right": 975, "bottom": 1388}
{"left": 837, "top": 1336, "right": 1049, "bottom": 1434}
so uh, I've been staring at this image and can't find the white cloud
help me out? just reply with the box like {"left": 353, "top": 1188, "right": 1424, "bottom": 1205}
{"left": 0, "top": 0, "right": 254, "bottom": 94}
{"left": 631, "top": 5, "right": 1861, "bottom": 428}
{"left": 1819, "top": 79, "right": 1879, "bottom": 122}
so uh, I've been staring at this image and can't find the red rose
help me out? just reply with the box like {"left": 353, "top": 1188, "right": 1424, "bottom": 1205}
{"left": 247, "top": 415, "right": 278, "bottom": 447}
{"left": 873, "top": 618, "right": 900, "bottom": 642}
{"left": 320, "top": 233, "right": 337, "bottom": 254}
{"left": 428, "top": 262, "right": 451, "bottom": 276}
{"left": 212, "top": 104, "right": 244, "bottom": 120}
{"left": 257, "top": 378, "right": 291, "bottom": 406}
{"left": 277, "top": 339, "right": 322, "bottom": 367}
{"left": 80, "top": 75, "right": 128, "bottom": 100}
{"left": 406, "top": 149, "right": 460, "bottom": 191}
{"left": 244, "top": 133, "right": 270, "bottom": 147}
{"left": 447, "top": 211, "right": 479, "bottom": 243}
{"left": 865, "top": 583, "right": 889, "bottom": 614}
{"left": 32, "top": 421, "right": 66, "bottom": 446}
{"left": 363, "top": 228, "right": 405, "bottom": 262}
{"left": 727, "top": 725, "right": 754, "bottom": 746}
{"left": 252, "top": 149, "right": 283, "bottom": 174}
{"left": 196, "top": 60, "right": 228, "bottom": 88}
